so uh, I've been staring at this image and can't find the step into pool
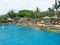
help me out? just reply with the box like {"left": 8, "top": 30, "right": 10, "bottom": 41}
{"left": 0, "top": 24, "right": 60, "bottom": 45}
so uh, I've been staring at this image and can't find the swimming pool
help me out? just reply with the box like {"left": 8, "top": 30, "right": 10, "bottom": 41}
{"left": 0, "top": 24, "right": 60, "bottom": 45}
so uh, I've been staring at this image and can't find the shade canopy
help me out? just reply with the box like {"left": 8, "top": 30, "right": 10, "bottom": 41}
{"left": 51, "top": 15, "right": 58, "bottom": 18}
{"left": 43, "top": 16, "right": 50, "bottom": 19}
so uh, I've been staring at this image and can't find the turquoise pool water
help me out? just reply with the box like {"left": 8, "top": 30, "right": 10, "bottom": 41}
{"left": 0, "top": 24, "right": 60, "bottom": 45}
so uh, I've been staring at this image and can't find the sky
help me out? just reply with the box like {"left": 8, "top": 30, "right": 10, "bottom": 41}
{"left": 0, "top": 0, "right": 55, "bottom": 15}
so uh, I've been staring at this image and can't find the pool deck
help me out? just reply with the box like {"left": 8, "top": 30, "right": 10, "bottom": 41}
{"left": 17, "top": 23, "right": 60, "bottom": 33}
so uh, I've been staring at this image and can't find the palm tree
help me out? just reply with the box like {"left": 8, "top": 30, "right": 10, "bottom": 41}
{"left": 58, "top": 0, "right": 60, "bottom": 8}
{"left": 35, "top": 7, "right": 40, "bottom": 19}
{"left": 34, "top": 7, "right": 40, "bottom": 23}
{"left": 55, "top": 0, "right": 58, "bottom": 17}
{"left": 54, "top": 0, "right": 60, "bottom": 23}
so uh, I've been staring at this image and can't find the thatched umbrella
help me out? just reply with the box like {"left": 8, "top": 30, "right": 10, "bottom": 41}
{"left": 51, "top": 15, "right": 59, "bottom": 24}
{"left": 51, "top": 15, "right": 58, "bottom": 19}
{"left": 43, "top": 16, "right": 50, "bottom": 25}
